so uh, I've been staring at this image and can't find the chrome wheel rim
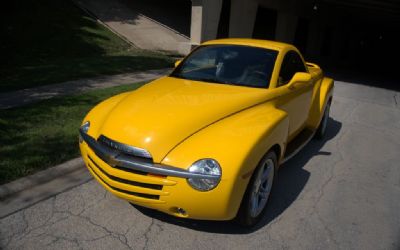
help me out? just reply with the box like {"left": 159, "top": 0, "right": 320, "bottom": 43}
{"left": 321, "top": 103, "right": 330, "bottom": 136}
{"left": 250, "top": 158, "right": 274, "bottom": 218}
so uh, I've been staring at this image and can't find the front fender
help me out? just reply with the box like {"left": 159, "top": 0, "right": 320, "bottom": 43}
{"left": 160, "top": 103, "right": 289, "bottom": 220}
{"left": 320, "top": 77, "right": 334, "bottom": 108}
{"left": 82, "top": 92, "right": 130, "bottom": 139}
{"left": 307, "top": 77, "right": 334, "bottom": 128}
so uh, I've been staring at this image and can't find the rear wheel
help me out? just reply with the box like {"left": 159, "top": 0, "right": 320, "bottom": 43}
{"left": 315, "top": 101, "right": 331, "bottom": 139}
{"left": 236, "top": 151, "right": 277, "bottom": 227}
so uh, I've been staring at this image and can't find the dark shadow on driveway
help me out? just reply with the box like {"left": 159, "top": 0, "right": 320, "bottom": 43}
{"left": 324, "top": 67, "right": 399, "bottom": 92}
{"left": 133, "top": 117, "right": 342, "bottom": 234}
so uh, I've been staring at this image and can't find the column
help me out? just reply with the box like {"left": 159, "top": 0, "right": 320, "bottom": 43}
{"left": 305, "top": 20, "right": 322, "bottom": 61}
{"left": 228, "top": 0, "right": 258, "bottom": 37}
{"left": 329, "top": 26, "right": 345, "bottom": 64}
{"left": 275, "top": 11, "right": 298, "bottom": 43}
{"left": 190, "top": 0, "right": 223, "bottom": 46}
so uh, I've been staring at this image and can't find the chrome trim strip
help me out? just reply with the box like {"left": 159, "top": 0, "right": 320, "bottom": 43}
{"left": 79, "top": 129, "right": 220, "bottom": 180}
{"left": 98, "top": 134, "right": 152, "bottom": 159}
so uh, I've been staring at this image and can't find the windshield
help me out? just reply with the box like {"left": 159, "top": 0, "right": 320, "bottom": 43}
{"left": 171, "top": 45, "right": 278, "bottom": 88}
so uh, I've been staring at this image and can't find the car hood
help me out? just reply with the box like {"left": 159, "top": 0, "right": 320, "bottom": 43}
{"left": 98, "top": 76, "right": 268, "bottom": 163}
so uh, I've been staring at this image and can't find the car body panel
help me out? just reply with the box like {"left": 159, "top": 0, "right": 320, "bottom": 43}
{"left": 160, "top": 103, "right": 288, "bottom": 219}
{"left": 273, "top": 79, "right": 313, "bottom": 141}
{"left": 306, "top": 64, "right": 334, "bottom": 128}
{"left": 79, "top": 39, "right": 333, "bottom": 221}
{"left": 93, "top": 76, "right": 276, "bottom": 163}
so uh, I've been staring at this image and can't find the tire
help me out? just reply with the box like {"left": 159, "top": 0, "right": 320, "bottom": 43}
{"left": 236, "top": 150, "right": 277, "bottom": 227}
{"left": 315, "top": 101, "right": 331, "bottom": 139}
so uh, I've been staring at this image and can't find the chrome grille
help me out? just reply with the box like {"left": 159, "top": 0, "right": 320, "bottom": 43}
{"left": 87, "top": 155, "right": 162, "bottom": 190}
{"left": 87, "top": 159, "right": 160, "bottom": 199}
{"left": 98, "top": 134, "right": 152, "bottom": 159}
{"left": 79, "top": 128, "right": 219, "bottom": 202}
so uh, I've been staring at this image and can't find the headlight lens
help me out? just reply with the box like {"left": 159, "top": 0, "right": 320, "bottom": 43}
{"left": 187, "top": 159, "right": 221, "bottom": 191}
{"left": 81, "top": 121, "right": 90, "bottom": 133}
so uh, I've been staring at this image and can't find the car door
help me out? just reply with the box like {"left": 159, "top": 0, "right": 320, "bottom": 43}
{"left": 275, "top": 50, "right": 313, "bottom": 141}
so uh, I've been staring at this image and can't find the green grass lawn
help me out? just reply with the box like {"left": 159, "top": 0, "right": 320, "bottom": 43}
{"left": 0, "top": 0, "right": 173, "bottom": 93}
{"left": 0, "top": 82, "right": 146, "bottom": 185}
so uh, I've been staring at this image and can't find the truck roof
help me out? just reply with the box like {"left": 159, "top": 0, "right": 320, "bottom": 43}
{"left": 202, "top": 38, "right": 294, "bottom": 52}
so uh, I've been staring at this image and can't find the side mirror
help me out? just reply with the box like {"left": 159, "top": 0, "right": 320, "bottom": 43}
{"left": 287, "top": 72, "right": 311, "bottom": 89}
{"left": 174, "top": 60, "right": 182, "bottom": 68}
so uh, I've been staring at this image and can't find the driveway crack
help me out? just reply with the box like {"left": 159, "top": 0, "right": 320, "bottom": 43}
{"left": 76, "top": 212, "right": 133, "bottom": 249}
{"left": 142, "top": 218, "right": 156, "bottom": 250}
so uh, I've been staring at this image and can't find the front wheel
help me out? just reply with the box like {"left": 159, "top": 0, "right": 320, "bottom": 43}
{"left": 236, "top": 151, "right": 277, "bottom": 227}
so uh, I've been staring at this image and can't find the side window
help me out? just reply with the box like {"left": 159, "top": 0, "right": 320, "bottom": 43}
{"left": 278, "top": 51, "right": 307, "bottom": 86}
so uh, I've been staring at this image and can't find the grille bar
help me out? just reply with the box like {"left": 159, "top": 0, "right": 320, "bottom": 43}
{"left": 85, "top": 147, "right": 176, "bottom": 186}
{"left": 88, "top": 155, "right": 163, "bottom": 190}
{"left": 87, "top": 162, "right": 160, "bottom": 200}
{"left": 98, "top": 134, "right": 152, "bottom": 159}
{"left": 113, "top": 166, "right": 149, "bottom": 176}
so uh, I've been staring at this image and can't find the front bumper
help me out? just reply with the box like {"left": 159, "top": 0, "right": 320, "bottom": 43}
{"left": 79, "top": 129, "right": 237, "bottom": 220}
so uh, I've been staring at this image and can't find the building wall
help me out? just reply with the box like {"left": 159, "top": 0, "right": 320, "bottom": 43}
{"left": 189, "top": 0, "right": 400, "bottom": 75}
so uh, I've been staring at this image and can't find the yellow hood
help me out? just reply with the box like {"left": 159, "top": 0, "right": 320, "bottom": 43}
{"left": 98, "top": 76, "right": 269, "bottom": 163}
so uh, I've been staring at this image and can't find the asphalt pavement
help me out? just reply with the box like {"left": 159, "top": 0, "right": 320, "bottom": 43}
{"left": 1, "top": 80, "right": 399, "bottom": 250}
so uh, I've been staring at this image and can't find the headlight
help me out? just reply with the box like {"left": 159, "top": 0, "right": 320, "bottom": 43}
{"left": 79, "top": 121, "right": 90, "bottom": 143}
{"left": 81, "top": 121, "right": 90, "bottom": 133}
{"left": 187, "top": 159, "right": 221, "bottom": 191}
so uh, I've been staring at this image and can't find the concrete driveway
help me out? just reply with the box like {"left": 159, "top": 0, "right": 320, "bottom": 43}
{"left": 1, "top": 80, "right": 399, "bottom": 250}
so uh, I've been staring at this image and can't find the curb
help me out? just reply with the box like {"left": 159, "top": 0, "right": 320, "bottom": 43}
{"left": 0, "top": 158, "right": 92, "bottom": 218}
{"left": 0, "top": 158, "right": 82, "bottom": 199}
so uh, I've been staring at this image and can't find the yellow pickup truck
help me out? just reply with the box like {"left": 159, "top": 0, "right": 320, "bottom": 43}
{"left": 79, "top": 38, "right": 334, "bottom": 226}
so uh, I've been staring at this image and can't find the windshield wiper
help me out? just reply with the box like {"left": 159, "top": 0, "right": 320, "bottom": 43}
{"left": 170, "top": 74, "right": 230, "bottom": 85}
{"left": 192, "top": 77, "right": 229, "bottom": 85}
